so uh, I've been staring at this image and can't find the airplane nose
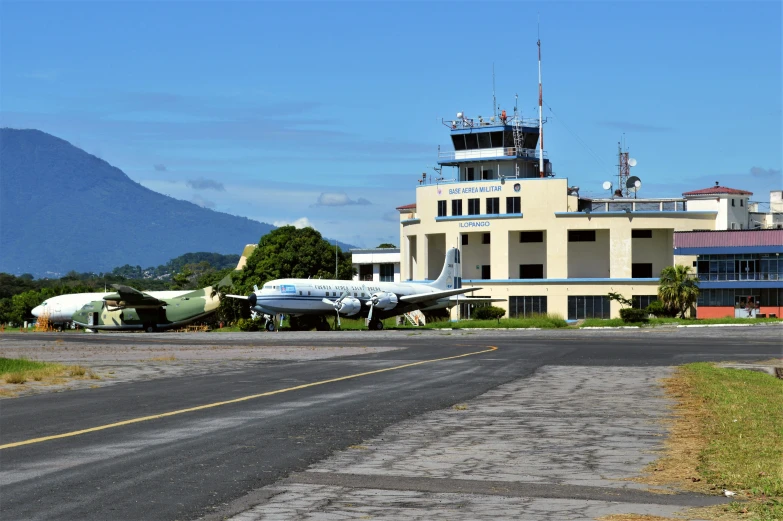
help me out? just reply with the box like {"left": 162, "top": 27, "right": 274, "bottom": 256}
{"left": 248, "top": 293, "right": 257, "bottom": 307}
{"left": 31, "top": 305, "right": 43, "bottom": 317}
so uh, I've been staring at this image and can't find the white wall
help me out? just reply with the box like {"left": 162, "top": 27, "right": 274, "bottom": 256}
{"left": 508, "top": 230, "right": 547, "bottom": 278}
{"left": 462, "top": 232, "right": 492, "bottom": 279}
{"left": 631, "top": 229, "right": 673, "bottom": 278}
{"left": 567, "top": 229, "right": 610, "bottom": 278}
{"left": 427, "top": 233, "right": 446, "bottom": 279}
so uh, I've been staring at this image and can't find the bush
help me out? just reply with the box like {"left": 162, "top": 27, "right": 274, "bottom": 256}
{"left": 619, "top": 307, "right": 648, "bottom": 323}
{"left": 472, "top": 306, "right": 506, "bottom": 322}
{"left": 645, "top": 300, "right": 676, "bottom": 318}
{"left": 237, "top": 318, "right": 261, "bottom": 331}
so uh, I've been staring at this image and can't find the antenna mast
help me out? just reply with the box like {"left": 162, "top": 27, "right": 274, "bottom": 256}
{"left": 492, "top": 63, "right": 497, "bottom": 118}
{"left": 537, "top": 17, "right": 544, "bottom": 178}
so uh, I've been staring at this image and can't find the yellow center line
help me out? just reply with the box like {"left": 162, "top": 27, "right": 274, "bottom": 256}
{"left": 0, "top": 346, "right": 498, "bottom": 450}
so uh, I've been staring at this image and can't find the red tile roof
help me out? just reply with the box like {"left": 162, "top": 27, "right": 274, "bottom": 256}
{"left": 682, "top": 185, "right": 753, "bottom": 197}
{"left": 674, "top": 229, "right": 783, "bottom": 248}
{"left": 396, "top": 203, "right": 416, "bottom": 210}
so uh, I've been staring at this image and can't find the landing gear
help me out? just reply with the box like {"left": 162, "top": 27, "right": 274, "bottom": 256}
{"left": 144, "top": 323, "right": 156, "bottom": 333}
{"left": 265, "top": 320, "right": 276, "bottom": 332}
{"left": 315, "top": 317, "right": 331, "bottom": 331}
{"left": 369, "top": 318, "right": 384, "bottom": 331}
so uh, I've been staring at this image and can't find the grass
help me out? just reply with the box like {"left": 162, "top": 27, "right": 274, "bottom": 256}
{"left": 426, "top": 313, "right": 568, "bottom": 329}
{"left": 637, "top": 363, "right": 783, "bottom": 520}
{"left": 0, "top": 357, "right": 97, "bottom": 390}
{"left": 580, "top": 317, "right": 783, "bottom": 328}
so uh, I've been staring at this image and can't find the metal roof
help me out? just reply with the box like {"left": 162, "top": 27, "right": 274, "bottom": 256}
{"left": 674, "top": 229, "right": 783, "bottom": 248}
{"left": 682, "top": 185, "right": 753, "bottom": 197}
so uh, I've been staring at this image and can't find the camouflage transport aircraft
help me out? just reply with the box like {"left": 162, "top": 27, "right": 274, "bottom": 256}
{"left": 71, "top": 282, "right": 224, "bottom": 332}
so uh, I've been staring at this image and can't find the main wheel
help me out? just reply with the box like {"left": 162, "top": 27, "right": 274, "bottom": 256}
{"left": 370, "top": 319, "right": 384, "bottom": 331}
{"left": 145, "top": 324, "right": 156, "bottom": 333}
{"left": 265, "top": 320, "right": 276, "bottom": 332}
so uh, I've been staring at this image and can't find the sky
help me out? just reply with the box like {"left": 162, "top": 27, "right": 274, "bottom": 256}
{"left": 1, "top": 1, "right": 781, "bottom": 248}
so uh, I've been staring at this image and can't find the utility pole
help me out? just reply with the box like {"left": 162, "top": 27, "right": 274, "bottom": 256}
{"left": 335, "top": 240, "right": 338, "bottom": 279}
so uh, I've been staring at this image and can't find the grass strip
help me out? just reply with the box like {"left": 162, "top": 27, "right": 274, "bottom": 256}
{"left": 581, "top": 317, "right": 783, "bottom": 328}
{"left": 0, "top": 357, "right": 96, "bottom": 387}
{"left": 425, "top": 313, "right": 568, "bottom": 329}
{"left": 640, "top": 363, "right": 783, "bottom": 520}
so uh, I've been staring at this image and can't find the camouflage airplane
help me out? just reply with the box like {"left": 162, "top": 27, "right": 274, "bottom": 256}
{"left": 71, "top": 282, "right": 225, "bottom": 332}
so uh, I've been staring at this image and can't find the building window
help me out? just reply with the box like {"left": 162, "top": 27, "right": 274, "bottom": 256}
{"left": 437, "top": 200, "right": 447, "bottom": 217}
{"left": 461, "top": 234, "right": 468, "bottom": 246}
{"left": 486, "top": 197, "right": 500, "bottom": 214}
{"left": 509, "top": 296, "right": 547, "bottom": 318}
{"left": 631, "top": 229, "right": 653, "bottom": 238}
{"left": 568, "top": 230, "right": 596, "bottom": 242}
{"left": 632, "top": 263, "right": 654, "bottom": 278}
{"left": 452, "top": 199, "right": 463, "bottom": 216}
{"left": 519, "top": 264, "right": 544, "bottom": 279}
{"left": 520, "top": 231, "right": 544, "bottom": 242}
{"left": 634, "top": 295, "right": 658, "bottom": 309}
{"left": 482, "top": 169, "right": 492, "bottom": 180}
{"left": 379, "top": 263, "right": 394, "bottom": 282}
{"left": 468, "top": 198, "right": 480, "bottom": 215}
{"left": 567, "top": 296, "right": 611, "bottom": 320}
{"left": 732, "top": 199, "right": 735, "bottom": 207}
{"left": 506, "top": 196, "right": 521, "bottom": 214}
{"left": 467, "top": 167, "right": 475, "bottom": 181}
{"left": 482, "top": 233, "right": 490, "bottom": 244}
{"left": 481, "top": 265, "right": 491, "bottom": 279}
{"left": 359, "top": 265, "right": 373, "bottom": 281}
{"left": 740, "top": 199, "right": 744, "bottom": 207}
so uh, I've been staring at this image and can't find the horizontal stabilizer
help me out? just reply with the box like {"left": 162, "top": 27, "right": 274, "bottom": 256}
{"left": 399, "top": 287, "right": 481, "bottom": 305}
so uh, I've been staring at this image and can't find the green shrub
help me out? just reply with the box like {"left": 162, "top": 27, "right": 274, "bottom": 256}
{"left": 619, "top": 307, "right": 648, "bottom": 323}
{"left": 645, "top": 300, "right": 676, "bottom": 318}
{"left": 472, "top": 306, "right": 506, "bottom": 322}
{"left": 237, "top": 318, "right": 261, "bottom": 331}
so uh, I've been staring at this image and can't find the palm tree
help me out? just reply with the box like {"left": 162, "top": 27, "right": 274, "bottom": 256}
{"left": 658, "top": 265, "right": 700, "bottom": 318}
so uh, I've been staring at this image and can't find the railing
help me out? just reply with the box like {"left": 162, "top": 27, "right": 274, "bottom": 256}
{"left": 697, "top": 273, "right": 780, "bottom": 282}
{"left": 584, "top": 199, "right": 689, "bottom": 213}
{"left": 443, "top": 116, "right": 540, "bottom": 130}
{"left": 438, "top": 147, "right": 546, "bottom": 161}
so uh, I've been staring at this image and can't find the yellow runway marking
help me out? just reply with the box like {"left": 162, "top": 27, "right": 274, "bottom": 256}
{"left": 0, "top": 346, "right": 498, "bottom": 450}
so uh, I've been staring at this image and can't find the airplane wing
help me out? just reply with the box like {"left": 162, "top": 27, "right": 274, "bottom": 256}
{"left": 105, "top": 284, "right": 166, "bottom": 307}
{"left": 225, "top": 294, "right": 249, "bottom": 300}
{"left": 448, "top": 296, "right": 506, "bottom": 304}
{"left": 399, "top": 287, "right": 482, "bottom": 305}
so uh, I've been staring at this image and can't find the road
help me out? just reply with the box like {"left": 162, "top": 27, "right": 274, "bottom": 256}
{"left": 0, "top": 327, "right": 780, "bottom": 521}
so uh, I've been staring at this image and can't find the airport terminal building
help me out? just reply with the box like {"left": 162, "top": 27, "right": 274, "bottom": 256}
{"left": 396, "top": 112, "right": 780, "bottom": 320}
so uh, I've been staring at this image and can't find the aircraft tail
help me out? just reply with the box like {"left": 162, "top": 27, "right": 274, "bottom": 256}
{"left": 235, "top": 244, "right": 257, "bottom": 270}
{"left": 429, "top": 247, "right": 462, "bottom": 290}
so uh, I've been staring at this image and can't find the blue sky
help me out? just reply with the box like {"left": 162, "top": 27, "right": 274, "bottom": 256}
{"left": 1, "top": 1, "right": 780, "bottom": 247}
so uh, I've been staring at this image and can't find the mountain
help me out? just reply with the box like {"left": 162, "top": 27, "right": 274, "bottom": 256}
{"left": 0, "top": 129, "right": 353, "bottom": 276}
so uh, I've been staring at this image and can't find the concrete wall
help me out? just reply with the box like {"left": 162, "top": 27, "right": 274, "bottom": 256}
{"left": 508, "top": 230, "right": 547, "bottom": 278}
{"left": 631, "top": 229, "right": 673, "bottom": 278}
{"left": 462, "top": 232, "right": 492, "bottom": 279}
{"left": 567, "top": 229, "right": 610, "bottom": 278}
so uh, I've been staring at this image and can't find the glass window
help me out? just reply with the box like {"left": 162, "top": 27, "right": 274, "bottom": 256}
{"left": 379, "top": 264, "right": 394, "bottom": 282}
{"left": 490, "top": 131, "right": 504, "bottom": 148}
{"left": 520, "top": 264, "right": 544, "bottom": 279}
{"left": 452, "top": 199, "right": 463, "bottom": 216}
{"left": 437, "top": 200, "right": 447, "bottom": 217}
{"left": 468, "top": 198, "right": 480, "bottom": 215}
{"left": 506, "top": 196, "right": 521, "bottom": 214}
{"left": 567, "top": 296, "right": 610, "bottom": 320}
{"left": 461, "top": 234, "right": 468, "bottom": 246}
{"left": 477, "top": 132, "right": 491, "bottom": 149}
{"left": 486, "top": 197, "right": 500, "bottom": 214}
{"left": 509, "top": 296, "right": 547, "bottom": 318}
{"left": 632, "top": 264, "right": 653, "bottom": 278}
{"left": 466, "top": 167, "right": 475, "bottom": 181}
{"left": 568, "top": 230, "right": 596, "bottom": 242}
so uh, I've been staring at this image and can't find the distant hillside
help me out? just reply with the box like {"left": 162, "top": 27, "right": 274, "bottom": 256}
{"left": 0, "top": 129, "right": 353, "bottom": 276}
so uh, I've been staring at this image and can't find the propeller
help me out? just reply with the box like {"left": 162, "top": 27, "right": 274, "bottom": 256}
{"left": 322, "top": 292, "right": 349, "bottom": 328}
{"left": 366, "top": 293, "right": 381, "bottom": 324}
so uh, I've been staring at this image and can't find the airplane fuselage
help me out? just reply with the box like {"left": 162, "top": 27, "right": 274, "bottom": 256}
{"left": 251, "top": 279, "right": 450, "bottom": 318}
{"left": 32, "top": 291, "right": 190, "bottom": 325}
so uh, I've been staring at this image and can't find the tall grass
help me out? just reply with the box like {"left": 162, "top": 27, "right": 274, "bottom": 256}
{"left": 426, "top": 313, "right": 568, "bottom": 329}
{"left": 0, "top": 357, "right": 93, "bottom": 386}
{"left": 580, "top": 316, "right": 783, "bottom": 328}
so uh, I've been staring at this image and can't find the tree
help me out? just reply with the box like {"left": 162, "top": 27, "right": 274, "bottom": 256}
{"left": 658, "top": 265, "right": 699, "bottom": 318}
{"left": 171, "top": 267, "right": 194, "bottom": 290}
{"left": 607, "top": 292, "right": 634, "bottom": 308}
{"left": 376, "top": 243, "right": 397, "bottom": 248}
{"left": 231, "top": 226, "right": 355, "bottom": 298}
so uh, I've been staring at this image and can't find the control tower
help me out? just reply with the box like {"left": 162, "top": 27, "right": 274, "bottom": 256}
{"left": 437, "top": 109, "right": 552, "bottom": 181}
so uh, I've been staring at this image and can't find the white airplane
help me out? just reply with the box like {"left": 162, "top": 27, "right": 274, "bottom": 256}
{"left": 31, "top": 290, "right": 190, "bottom": 329}
{"left": 228, "top": 247, "right": 483, "bottom": 331}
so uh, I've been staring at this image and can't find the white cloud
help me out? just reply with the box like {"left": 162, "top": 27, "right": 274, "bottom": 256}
{"left": 273, "top": 217, "right": 314, "bottom": 229}
{"left": 313, "top": 192, "right": 372, "bottom": 207}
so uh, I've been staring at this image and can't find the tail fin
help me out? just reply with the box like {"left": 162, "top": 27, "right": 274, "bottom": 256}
{"left": 235, "top": 244, "right": 257, "bottom": 270}
{"left": 429, "top": 248, "right": 462, "bottom": 290}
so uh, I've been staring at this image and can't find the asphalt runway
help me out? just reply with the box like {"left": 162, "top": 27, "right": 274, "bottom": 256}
{"left": 0, "top": 328, "right": 780, "bottom": 521}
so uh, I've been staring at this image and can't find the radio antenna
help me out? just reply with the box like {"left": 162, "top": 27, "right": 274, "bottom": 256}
{"left": 537, "top": 14, "right": 545, "bottom": 178}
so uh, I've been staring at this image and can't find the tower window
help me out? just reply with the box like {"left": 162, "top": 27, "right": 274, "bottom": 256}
{"left": 437, "top": 200, "right": 447, "bottom": 217}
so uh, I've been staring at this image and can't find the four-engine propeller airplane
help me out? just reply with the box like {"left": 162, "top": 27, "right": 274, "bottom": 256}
{"left": 228, "top": 247, "right": 482, "bottom": 331}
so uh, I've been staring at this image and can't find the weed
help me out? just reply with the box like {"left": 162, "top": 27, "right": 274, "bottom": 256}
{"left": 68, "top": 366, "right": 87, "bottom": 377}
{"left": 4, "top": 372, "right": 26, "bottom": 384}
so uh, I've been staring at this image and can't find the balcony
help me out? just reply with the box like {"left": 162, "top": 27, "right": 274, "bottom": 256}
{"left": 438, "top": 147, "right": 545, "bottom": 162}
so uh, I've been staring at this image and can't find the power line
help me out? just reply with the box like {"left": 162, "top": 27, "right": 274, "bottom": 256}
{"left": 543, "top": 101, "right": 615, "bottom": 177}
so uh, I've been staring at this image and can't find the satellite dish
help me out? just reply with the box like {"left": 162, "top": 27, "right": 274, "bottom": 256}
{"left": 628, "top": 158, "right": 637, "bottom": 167}
{"left": 602, "top": 181, "right": 613, "bottom": 191}
{"left": 456, "top": 112, "right": 463, "bottom": 118}
{"left": 627, "top": 176, "right": 642, "bottom": 190}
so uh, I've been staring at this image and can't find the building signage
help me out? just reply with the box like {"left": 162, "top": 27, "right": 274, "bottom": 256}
{"left": 448, "top": 185, "right": 502, "bottom": 195}
{"left": 459, "top": 221, "right": 491, "bottom": 228}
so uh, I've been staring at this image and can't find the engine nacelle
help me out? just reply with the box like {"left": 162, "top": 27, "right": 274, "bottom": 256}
{"left": 337, "top": 297, "right": 362, "bottom": 316}
{"left": 371, "top": 292, "right": 398, "bottom": 311}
